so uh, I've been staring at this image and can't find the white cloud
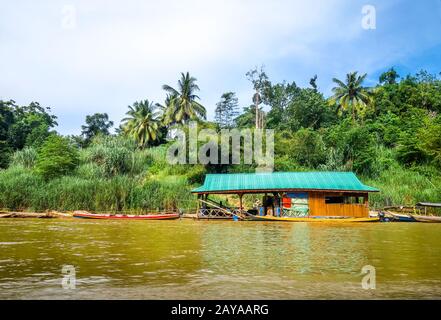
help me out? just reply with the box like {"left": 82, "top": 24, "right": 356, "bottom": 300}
{"left": 1, "top": 0, "right": 440, "bottom": 134}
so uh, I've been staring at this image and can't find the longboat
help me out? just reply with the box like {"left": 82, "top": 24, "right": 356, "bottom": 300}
{"left": 73, "top": 211, "right": 180, "bottom": 220}
{"left": 410, "top": 214, "right": 441, "bottom": 223}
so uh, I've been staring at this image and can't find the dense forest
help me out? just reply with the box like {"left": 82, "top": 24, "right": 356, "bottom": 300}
{"left": 1, "top": 68, "right": 440, "bottom": 212}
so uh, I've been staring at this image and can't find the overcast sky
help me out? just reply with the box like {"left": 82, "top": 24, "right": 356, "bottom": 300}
{"left": 1, "top": 0, "right": 441, "bottom": 135}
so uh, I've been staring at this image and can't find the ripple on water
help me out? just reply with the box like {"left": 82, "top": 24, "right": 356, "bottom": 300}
{"left": 1, "top": 220, "right": 441, "bottom": 299}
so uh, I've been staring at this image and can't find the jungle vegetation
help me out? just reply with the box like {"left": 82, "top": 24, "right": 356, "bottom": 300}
{"left": 1, "top": 68, "right": 440, "bottom": 211}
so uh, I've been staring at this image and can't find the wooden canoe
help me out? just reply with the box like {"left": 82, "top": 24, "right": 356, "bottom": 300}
{"left": 410, "top": 215, "right": 441, "bottom": 223}
{"left": 73, "top": 211, "right": 180, "bottom": 220}
{"left": 245, "top": 215, "right": 379, "bottom": 223}
{"left": 388, "top": 212, "right": 416, "bottom": 222}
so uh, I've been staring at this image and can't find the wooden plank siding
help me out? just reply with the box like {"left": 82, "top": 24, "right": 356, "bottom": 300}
{"left": 308, "top": 192, "right": 369, "bottom": 217}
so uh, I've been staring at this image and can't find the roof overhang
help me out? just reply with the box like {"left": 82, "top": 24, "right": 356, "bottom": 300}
{"left": 416, "top": 202, "right": 441, "bottom": 208}
{"left": 192, "top": 188, "right": 378, "bottom": 195}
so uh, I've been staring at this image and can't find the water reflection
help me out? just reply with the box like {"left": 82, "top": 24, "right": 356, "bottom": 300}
{"left": 201, "top": 222, "right": 373, "bottom": 276}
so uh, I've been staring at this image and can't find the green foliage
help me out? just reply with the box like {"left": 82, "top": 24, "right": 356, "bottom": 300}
{"left": 343, "top": 126, "right": 377, "bottom": 175}
{"left": 234, "top": 105, "right": 256, "bottom": 128}
{"left": 395, "top": 108, "right": 429, "bottom": 165}
{"left": 81, "top": 135, "right": 143, "bottom": 177}
{"left": 265, "top": 81, "right": 299, "bottom": 129}
{"left": 10, "top": 147, "right": 37, "bottom": 169}
{"left": 75, "top": 163, "right": 106, "bottom": 180}
{"left": 162, "top": 72, "right": 206, "bottom": 125}
{"left": 185, "top": 165, "right": 207, "bottom": 184}
{"left": 330, "top": 72, "right": 371, "bottom": 121}
{"left": 320, "top": 122, "right": 388, "bottom": 176}
{"left": 276, "top": 129, "right": 326, "bottom": 168}
{"left": 81, "top": 113, "right": 113, "bottom": 145}
{"left": 0, "top": 100, "right": 57, "bottom": 168}
{"left": 0, "top": 168, "right": 195, "bottom": 212}
{"left": 0, "top": 100, "right": 16, "bottom": 168}
{"left": 35, "top": 135, "right": 79, "bottom": 180}
{"left": 121, "top": 100, "right": 161, "bottom": 148}
{"left": 0, "top": 138, "right": 197, "bottom": 211}
{"left": 367, "top": 111, "right": 401, "bottom": 147}
{"left": 365, "top": 166, "right": 441, "bottom": 208}
{"left": 379, "top": 67, "right": 400, "bottom": 85}
{"left": 418, "top": 116, "right": 441, "bottom": 167}
{"left": 215, "top": 92, "right": 239, "bottom": 128}
{"left": 0, "top": 166, "right": 44, "bottom": 210}
{"left": 318, "top": 147, "right": 349, "bottom": 172}
{"left": 285, "top": 89, "right": 335, "bottom": 130}
{"left": 7, "top": 101, "right": 57, "bottom": 150}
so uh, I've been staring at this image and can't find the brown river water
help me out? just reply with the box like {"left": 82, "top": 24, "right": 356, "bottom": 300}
{"left": 0, "top": 218, "right": 441, "bottom": 299}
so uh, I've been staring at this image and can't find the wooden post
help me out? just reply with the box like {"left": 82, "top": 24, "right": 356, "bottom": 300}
{"left": 239, "top": 193, "right": 243, "bottom": 214}
{"left": 364, "top": 193, "right": 369, "bottom": 217}
{"left": 203, "top": 194, "right": 207, "bottom": 209}
{"left": 197, "top": 194, "right": 202, "bottom": 217}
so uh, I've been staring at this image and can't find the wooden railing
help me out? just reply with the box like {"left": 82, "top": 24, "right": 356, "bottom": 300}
{"left": 198, "top": 199, "right": 243, "bottom": 219}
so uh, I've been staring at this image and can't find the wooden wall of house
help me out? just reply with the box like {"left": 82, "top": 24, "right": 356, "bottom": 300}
{"left": 308, "top": 192, "right": 369, "bottom": 217}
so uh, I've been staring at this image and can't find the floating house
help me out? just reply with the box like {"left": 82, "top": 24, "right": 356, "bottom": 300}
{"left": 192, "top": 172, "right": 379, "bottom": 219}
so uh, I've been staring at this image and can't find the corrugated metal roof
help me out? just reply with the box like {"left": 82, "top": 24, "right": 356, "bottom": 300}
{"left": 192, "top": 172, "right": 379, "bottom": 193}
{"left": 416, "top": 202, "right": 441, "bottom": 208}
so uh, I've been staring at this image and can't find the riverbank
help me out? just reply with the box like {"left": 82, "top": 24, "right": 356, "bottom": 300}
{"left": 0, "top": 211, "right": 72, "bottom": 218}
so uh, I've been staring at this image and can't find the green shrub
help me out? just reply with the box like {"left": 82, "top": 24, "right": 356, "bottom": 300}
{"left": 35, "top": 135, "right": 79, "bottom": 180}
{"left": 185, "top": 165, "right": 206, "bottom": 184}
{"left": 291, "top": 128, "right": 326, "bottom": 168}
{"left": 82, "top": 135, "right": 146, "bottom": 177}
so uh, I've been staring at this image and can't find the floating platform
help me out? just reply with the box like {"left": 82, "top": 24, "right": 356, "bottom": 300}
{"left": 245, "top": 215, "right": 379, "bottom": 223}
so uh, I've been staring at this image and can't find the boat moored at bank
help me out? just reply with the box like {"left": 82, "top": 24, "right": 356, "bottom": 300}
{"left": 73, "top": 211, "right": 180, "bottom": 220}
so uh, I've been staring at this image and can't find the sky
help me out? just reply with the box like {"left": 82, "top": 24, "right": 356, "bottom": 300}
{"left": 1, "top": 0, "right": 441, "bottom": 135}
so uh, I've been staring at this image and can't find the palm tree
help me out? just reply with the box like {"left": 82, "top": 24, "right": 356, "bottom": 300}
{"left": 330, "top": 72, "right": 371, "bottom": 122}
{"left": 121, "top": 100, "right": 161, "bottom": 148}
{"left": 162, "top": 72, "right": 206, "bottom": 125}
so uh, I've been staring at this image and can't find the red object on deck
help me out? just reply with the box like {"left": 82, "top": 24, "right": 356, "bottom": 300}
{"left": 282, "top": 197, "right": 291, "bottom": 208}
{"left": 73, "top": 211, "right": 180, "bottom": 220}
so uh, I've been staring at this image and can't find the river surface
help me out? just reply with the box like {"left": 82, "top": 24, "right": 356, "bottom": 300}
{"left": 0, "top": 218, "right": 441, "bottom": 299}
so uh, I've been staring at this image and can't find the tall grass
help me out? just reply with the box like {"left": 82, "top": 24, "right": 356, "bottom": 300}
{"left": 0, "top": 137, "right": 198, "bottom": 212}
{"left": 10, "top": 147, "right": 37, "bottom": 169}
{"left": 0, "top": 166, "right": 43, "bottom": 210}
{"left": 0, "top": 169, "right": 196, "bottom": 212}
{"left": 365, "top": 165, "right": 441, "bottom": 208}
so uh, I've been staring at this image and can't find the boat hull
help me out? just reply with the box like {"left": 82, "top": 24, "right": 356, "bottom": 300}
{"left": 245, "top": 215, "right": 379, "bottom": 223}
{"left": 73, "top": 212, "right": 180, "bottom": 220}
{"left": 411, "top": 215, "right": 441, "bottom": 223}
{"left": 393, "top": 216, "right": 416, "bottom": 222}
{"left": 385, "top": 211, "right": 416, "bottom": 222}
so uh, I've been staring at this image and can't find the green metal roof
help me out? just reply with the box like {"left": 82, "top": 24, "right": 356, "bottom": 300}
{"left": 192, "top": 172, "right": 379, "bottom": 193}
